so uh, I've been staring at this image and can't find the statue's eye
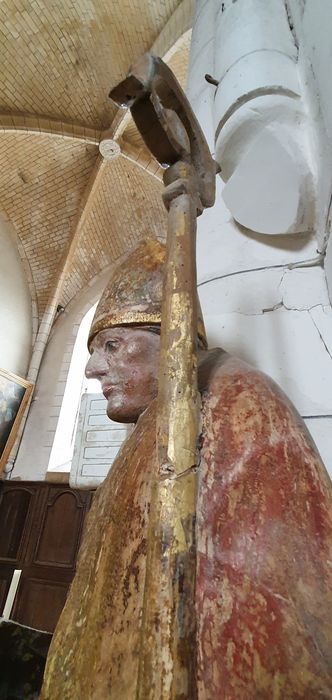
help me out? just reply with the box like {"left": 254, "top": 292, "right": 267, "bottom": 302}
{"left": 105, "top": 341, "right": 117, "bottom": 353}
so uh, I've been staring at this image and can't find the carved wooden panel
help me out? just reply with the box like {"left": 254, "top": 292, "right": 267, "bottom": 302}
{"left": 0, "top": 485, "right": 36, "bottom": 561}
{"left": 12, "top": 576, "right": 69, "bottom": 633}
{"left": 34, "top": 490, "right": 86, "bottom": 568}
{"left": 0, "top": 575, "right": 10, "bottom": 615}
{"left": 0, "top": 481, "right": 93, "bottom": 632}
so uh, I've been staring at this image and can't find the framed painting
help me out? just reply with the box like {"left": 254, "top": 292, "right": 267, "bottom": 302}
{"left": 0, "top": 369, "right": 33, "bottom": 475}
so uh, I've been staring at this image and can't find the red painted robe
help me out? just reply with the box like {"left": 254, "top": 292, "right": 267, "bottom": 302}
{"left": 42, "top": 351, "right": 332, "bottom": 698}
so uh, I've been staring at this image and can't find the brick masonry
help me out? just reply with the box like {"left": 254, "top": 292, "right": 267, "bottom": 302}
{"left": 0, "top": 0, "right": 191, "bottom": 327}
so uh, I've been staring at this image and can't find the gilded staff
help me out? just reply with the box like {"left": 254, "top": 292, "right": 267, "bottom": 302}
{"left": 110, "top": 55, "right": 216, "bottom": 698}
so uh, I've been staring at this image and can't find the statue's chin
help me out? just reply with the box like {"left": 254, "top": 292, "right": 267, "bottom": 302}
{"left": 105, "top": 386, "right": 157, "bottom": 424}
{"left": 106, "top": 399, "right": 140, "bottom": 424}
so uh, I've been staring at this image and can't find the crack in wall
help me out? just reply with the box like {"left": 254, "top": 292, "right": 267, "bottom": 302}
{"left": 282, "top": 301, "right": 329, "bottom": 313}
{"left": 213, "top": 303, "right": 329, "bottom": 318}
{"left": 284, "top": 0, "right": 299, "bottom": 53}
{"left": 308, "top": 309, "right": 332, "bottom": 362}
{"left": 303, "top": 414, "right": 332, "bottom": 420}
{"left": 262, "top": 301, "right": 284, "bottom": 314}
{"left": 198, "top": 263, "right": 288, "bottom": 288}
{"left": 198, "top": 255, "right": 324, "bottom": 289}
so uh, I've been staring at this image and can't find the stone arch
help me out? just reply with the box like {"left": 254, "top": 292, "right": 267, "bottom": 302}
{"left": 12, "top": 262, "right": 119, "bottom": 480}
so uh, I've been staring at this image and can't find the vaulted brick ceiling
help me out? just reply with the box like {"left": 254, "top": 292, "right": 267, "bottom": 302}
{"left": 0, "top": 0, "right": 192, "bottom": 321}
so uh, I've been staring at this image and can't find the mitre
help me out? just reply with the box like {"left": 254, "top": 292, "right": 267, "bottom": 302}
{"left": 88, "top": 237, "right": 207, "bottom": 348}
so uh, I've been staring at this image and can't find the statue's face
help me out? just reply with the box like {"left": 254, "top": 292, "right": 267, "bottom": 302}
{"left": 85, "top": 326, "right": 160, "bottom": 423}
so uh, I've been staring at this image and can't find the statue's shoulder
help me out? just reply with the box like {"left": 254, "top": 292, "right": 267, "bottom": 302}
{"left": 199, "top": 347, "right": 308, "bottom": 446}
{"left": 199, "top": 347, "right": 278, "bottom": 399}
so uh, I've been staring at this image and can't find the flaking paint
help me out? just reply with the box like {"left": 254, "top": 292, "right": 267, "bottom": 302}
{"left": 42, "top": 350, "right": 332, "bottom": 698}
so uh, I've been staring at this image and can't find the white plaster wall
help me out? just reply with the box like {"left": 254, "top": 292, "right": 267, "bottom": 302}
{"left": 286, "top": 0, "right": 332, "bottom": 294}
{"left": 0, "top": 216, "right": 33, "bottom": 377}
{"left": 12, "top": 268, "right": 112, "bottom": 481}
{"left": 188, "top": 0, "right": 332, "bottom": 478}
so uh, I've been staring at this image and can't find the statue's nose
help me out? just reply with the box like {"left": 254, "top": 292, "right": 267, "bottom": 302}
{"left": 85, "top": 350, "right": 108, "bottom": 379}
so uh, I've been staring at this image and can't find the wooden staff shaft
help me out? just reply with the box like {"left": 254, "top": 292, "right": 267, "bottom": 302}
{"left": 109, "top": 54, "right": 215, "bottom": 698}
{"left": 137, "top": 181, "right": 199, "bottom": 699}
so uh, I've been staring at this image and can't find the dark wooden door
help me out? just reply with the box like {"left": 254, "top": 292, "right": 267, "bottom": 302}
{"left": 0, "top": 481, "right": 93, "bottom": 632}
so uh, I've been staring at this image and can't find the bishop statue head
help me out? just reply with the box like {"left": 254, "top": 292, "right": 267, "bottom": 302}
{"left": 85, "top": 238, "right": 207, "bottom": 423}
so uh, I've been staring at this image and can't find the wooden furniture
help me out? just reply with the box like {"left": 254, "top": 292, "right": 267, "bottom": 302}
{"left": 0, "top": 481, "right": 93, "bottom": 632}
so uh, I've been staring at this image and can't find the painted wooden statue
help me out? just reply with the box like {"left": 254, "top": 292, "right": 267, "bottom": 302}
{"left": 42, "top": 57, "right": 332, "bottom": 699}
